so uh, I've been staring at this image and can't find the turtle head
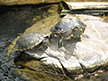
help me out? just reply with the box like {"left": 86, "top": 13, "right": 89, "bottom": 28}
{"left": 72, "top": 26, "right": 85, "bottom": 38}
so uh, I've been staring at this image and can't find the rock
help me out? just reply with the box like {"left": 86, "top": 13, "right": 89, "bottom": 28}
{"left": 25, "top": 14, "right": 108, "bottom": 71}
{"left": 5, "top": 2, "right": 108, "bottom": 79}
{"left": 0, "top": 0, "right": 63, "bottom": 5}
{"left": 66, "top": 2, "right": 108, "bottom": 10}
{"left": 6, "top": 14, "right": 108, "bottom": 80}
{"left": 4, "top": 1, "right": 108, "bottom": 80}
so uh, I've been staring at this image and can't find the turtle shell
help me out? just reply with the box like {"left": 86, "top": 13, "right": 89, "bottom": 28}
{"left": 14, "top": 32, "right": 49, "bottom": 51}
{"left": 50, "top": 18, "right": 86, "bottom": 34}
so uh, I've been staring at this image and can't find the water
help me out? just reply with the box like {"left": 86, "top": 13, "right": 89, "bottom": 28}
{"left": 0, "top": 35, "right": 28, "bottom": 81}
{"left": 0, "top": 5, "right": 31, "bottom": 81}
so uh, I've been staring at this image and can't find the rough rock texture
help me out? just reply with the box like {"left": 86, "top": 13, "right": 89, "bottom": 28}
{"left": 0, "top": 0, "right": 65, "bottom": 5}
{"left": 25, "top": 14, "right": 108, "bottom": 70}
{"left": 6, "top": 14, "right": 108, "bottom": 81}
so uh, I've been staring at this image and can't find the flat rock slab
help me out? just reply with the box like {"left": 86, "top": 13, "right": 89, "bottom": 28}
{"left": 66, "top": 2, "right": 108, "bottom": 9}
{"left": 26, "top": 14, "right": 108, "bottom": 70}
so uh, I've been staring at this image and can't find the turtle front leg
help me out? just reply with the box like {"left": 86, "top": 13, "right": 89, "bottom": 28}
{"left": 58, "top": 36, "right": 65, "bottom": 48}
{"left": 58, "top": 36, "right": 66, "bottom": 53}
{"left": 65, "top": 34, "right": 73, "bottom": 40}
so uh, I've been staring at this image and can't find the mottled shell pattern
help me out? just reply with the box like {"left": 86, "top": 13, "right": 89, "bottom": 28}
{"left": 50, "top": 18, "right": 86, "bottom": 34}
{"left": 14, "top": 32, "right": 48, "bottom": 51}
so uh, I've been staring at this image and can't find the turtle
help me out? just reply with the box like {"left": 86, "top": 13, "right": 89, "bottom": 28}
{"left": 6, "top": 32, "right": 51, "bottom": 64}
{"left": 14, "top": 32, "right": 49, "bottom": 52}
{"left": 50, "top": 17, "right": 89, "bottom": 52}
{"left": 7, "top": 32, "right": 50, "bottom": 61}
